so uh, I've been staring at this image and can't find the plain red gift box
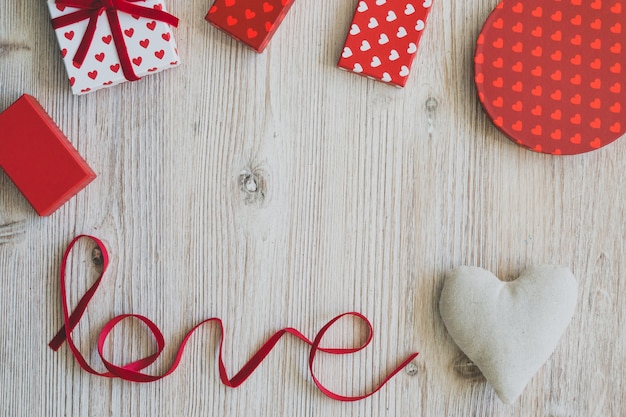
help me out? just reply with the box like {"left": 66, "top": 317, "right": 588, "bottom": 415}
{"left": 0, "top": 95, "right": 96, "bottom": 216}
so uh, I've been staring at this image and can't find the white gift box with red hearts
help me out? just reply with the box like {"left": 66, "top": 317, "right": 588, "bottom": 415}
{"left": 47, "top": 0, "right": 180, "bottom": 95}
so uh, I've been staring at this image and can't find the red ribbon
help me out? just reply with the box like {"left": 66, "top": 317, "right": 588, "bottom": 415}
{"left": 49, "top": 235, "right": 419, "bottom": 400}
{"left": 51, "top": 0, "right": 179, "bottom": 82}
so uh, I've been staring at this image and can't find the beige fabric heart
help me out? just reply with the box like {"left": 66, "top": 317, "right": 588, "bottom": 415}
{"left": 439, "top": 265, "right": 578, "bottom": 404}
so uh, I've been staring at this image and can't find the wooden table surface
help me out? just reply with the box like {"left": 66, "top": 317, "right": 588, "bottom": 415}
{"left": 1, "top": 1, "right": 625, "bottom": 416}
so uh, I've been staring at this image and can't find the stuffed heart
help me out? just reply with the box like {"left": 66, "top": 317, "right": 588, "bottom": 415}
{"left": 439, "top": 265, "right": 578, "bottom": 404}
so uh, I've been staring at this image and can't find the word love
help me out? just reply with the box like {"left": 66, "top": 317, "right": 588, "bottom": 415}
{"left": 338, "top": 0, "right": 434, "bottom": 87}
{"left": 49, "top": 235, "right": 419, "bottom": 401}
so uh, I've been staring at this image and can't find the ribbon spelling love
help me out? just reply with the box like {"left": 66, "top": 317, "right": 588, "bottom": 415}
{"left": 51, "top": 0, "right": 179, "bottom": 81}
{"left": 49, "top": 235, "right": 419, "bottom": 401}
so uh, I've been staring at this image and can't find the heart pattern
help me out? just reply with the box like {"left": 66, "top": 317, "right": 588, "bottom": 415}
{"left": 475, "top": 0, "right": 625, "bottom": 154}
{"left": 206, "top": 0, "right": 295, "bottom": 52}
{"left": 47, "top": 0, "right": 180, "bottom": 96}
{"left": 440, "top": 265, "right": 578, "bottom": 404}
{"left": 338, "top": 0, "right": 433, "bottom": 87}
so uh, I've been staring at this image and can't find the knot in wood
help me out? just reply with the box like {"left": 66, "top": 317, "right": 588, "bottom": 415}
{"left": 404, "top": 361, "right": 419, "bottom": 376}
{"left": 425, "top": 97, "right": 438, "bottom": 112}
{"left": 239, "top": 168, "right": 266, "bottom": 205}
{"left": 91, "top": 246, "right": 104, "bottom": 267}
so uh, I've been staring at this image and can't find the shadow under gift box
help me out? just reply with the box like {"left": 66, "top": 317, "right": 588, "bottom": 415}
{"left": 0, "top": 95, "right": 96, "bottom": 216}
{"left": 47, "top": 0, "right": 180, "bottom": 95}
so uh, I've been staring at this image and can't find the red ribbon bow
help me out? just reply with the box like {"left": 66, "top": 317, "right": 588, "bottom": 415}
{"left": 52, "top": 0, "right": 179, "bottom": 82}
{"left": 49, "top": 235, "right": 419, "bottom": 400}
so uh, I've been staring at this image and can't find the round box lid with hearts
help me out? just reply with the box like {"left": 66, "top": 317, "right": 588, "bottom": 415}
{"left": 475, "top": 0, "right": 625, "bottom": 155}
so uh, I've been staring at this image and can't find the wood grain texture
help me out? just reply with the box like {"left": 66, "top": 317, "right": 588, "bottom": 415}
{"left": 1, "top": 0, "right": 625, "bottom": 416}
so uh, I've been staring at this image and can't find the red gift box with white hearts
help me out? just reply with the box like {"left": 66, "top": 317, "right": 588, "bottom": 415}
{"left": 47, "top": 0, "right": 180, "bottom": 95}
{"left": 338, "top": 0, "right": 433, "bottom": 87}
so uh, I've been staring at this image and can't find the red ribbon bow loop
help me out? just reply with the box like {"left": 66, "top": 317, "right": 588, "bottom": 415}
{"left": 52, "top": 0, "right": 179, "bottom": 82}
